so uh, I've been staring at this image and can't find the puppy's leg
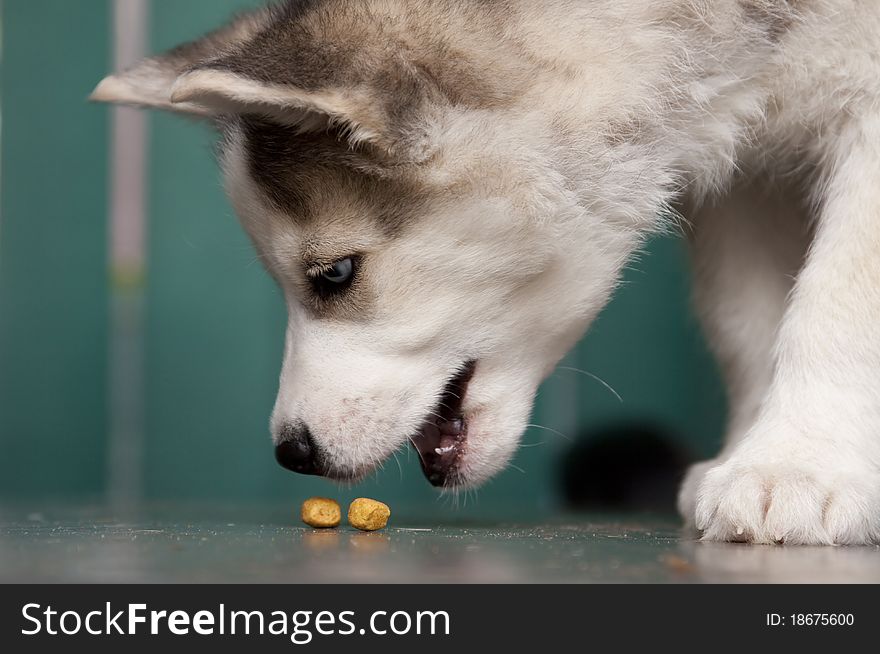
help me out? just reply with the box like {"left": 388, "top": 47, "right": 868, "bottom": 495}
{"left": 677, "top": 181, "right": 808, "bottom": 524}
{"left": 696, "top": 119, "right": 880, "bottom": 545}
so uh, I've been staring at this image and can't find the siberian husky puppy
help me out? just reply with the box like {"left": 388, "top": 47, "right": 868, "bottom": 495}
{"left": 94, "top": 0, "right": 880, "bottom": 545}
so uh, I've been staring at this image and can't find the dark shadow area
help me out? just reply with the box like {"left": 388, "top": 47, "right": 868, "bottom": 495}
{"left": 560, "top": 424, "right": 694, "bottom": 513}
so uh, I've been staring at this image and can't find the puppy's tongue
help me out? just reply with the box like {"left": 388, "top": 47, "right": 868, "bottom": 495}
{"left": 411, "top": 362, "right": 476, "bottom": 487}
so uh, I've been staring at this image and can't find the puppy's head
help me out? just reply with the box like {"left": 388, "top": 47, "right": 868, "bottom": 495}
{"left": 93, "top": 1, "right": 642, "bottom": 488}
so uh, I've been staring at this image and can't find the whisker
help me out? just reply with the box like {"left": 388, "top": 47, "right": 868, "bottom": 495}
{"left": 518, "top": 440, "right": 548, "bottom": 449}
{"left": 557, "top": 366, "right": 623, "bottom": 403}
{"left": 391, "top": 450, "right": 404, "bottom": 481}
{"left": 525, "top": 423, "right": 572, "bottom": 442}
{"left": 408, "top": 437, "right": 428, "bottom": 468}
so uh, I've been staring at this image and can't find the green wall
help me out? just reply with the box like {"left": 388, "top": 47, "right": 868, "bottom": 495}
{"left": 0, "top": 0, "right": 110, "bottom": 496}
{"left": 0, "top": 0, "right": 725, "bottom": 512}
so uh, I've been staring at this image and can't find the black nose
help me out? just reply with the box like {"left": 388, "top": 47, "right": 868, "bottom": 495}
{"left": 275, "top": 424, "right": 323, "bottom": 476}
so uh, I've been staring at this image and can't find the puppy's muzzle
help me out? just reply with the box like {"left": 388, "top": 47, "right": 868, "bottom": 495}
{"left": 274, "top": 423, "right": 324, "bottom": 476}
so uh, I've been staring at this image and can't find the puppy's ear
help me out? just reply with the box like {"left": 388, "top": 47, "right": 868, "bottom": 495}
{"left": 162, "top": 67, "right": 392, "bottom": 150}
{"left": 90, "top": 6, "right": 434, "bottom": 155}
{"left": 90, "top": 8, "right": 275, "bottom": 117}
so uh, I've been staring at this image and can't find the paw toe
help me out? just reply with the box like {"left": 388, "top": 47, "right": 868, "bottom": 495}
{"left": 697, "top": 466, "right": 767, "bottom": 542}
{"left": 762, "top": 476, "right": 829, "bottom": 545}
{"left": 823, "top": 485, "right": 880, "bottom": 545}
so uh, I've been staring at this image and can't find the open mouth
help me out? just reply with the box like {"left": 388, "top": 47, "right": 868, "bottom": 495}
{"left": 410, "top": 360, "right": 477, "bottom": 487}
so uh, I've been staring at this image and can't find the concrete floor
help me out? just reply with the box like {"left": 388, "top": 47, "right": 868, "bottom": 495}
{"left": 1, "top": 504, "right": 879, "bottom": 583}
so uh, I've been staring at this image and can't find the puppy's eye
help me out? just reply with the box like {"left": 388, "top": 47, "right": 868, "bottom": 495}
{"left": 321, "top": 258, "right": 354, "bottom": 284}
{"left": 308, "top": 256, "right": 357, "bottom": 299}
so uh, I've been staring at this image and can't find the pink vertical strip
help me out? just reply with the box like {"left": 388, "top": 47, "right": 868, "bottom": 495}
{"left": 110, "top": 0, "right": 148, "bottom": 281}
{"left": 107, "top": 0, "right": 149, "bottom": 507}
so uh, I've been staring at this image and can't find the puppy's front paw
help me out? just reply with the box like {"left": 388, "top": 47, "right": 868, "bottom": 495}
{"left": 694, "top": 456, "right": 880, "bottom": 545}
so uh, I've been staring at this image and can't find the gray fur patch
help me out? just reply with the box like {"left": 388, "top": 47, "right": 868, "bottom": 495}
{"left": 197, "top": 0, "right": 519, "bottom": 133}
{"left": 738, "top": 1, "right": 803, "bottom": 42}
{"left": 237, "top": 118, "right": 428, "bottom": 235}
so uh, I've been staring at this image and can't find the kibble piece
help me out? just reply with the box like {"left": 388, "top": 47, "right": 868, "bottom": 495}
{"left": 348, "top": 498, "right": 391, "bottom": 531}
{"left": 301, "top": 497, "right": 341, "bottom": 529}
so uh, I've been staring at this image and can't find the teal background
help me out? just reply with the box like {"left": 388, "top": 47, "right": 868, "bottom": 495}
{"left": 0, "top": 0, "right": 110, "bottom": 497}
{"left": 0, "top": 0, "right": 725, "bottom": 513}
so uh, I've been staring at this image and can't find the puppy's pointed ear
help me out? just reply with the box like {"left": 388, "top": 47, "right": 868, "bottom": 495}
{"left": 90, "top": 8, "right": 275, "bottom": 116}
{"left": 164, "top": 66, "right": 390, "bottom": 149}
{"left": 90, "top": 6, "right": 431, "bottom": 154}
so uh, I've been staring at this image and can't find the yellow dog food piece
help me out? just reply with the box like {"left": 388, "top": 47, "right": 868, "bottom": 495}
{"left": 348, "top": 498, "right": 391, "bottom": 531}
{"left": 301, "top": 497, "right": 341, "bottom": 529}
